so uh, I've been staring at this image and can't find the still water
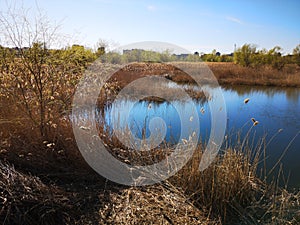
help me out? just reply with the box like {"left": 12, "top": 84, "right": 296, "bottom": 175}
{"left": 101, "top": 85, "right": 300, "bottom": 189}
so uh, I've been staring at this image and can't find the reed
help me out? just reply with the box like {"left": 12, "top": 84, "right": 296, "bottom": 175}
{"left": 1, "top": 61, "right": 300, "bottom": 224}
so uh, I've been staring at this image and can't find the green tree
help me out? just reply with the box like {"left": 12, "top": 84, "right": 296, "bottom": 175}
{"left": 95, "top": 39, "right": 108, "bottom": 57}
{"left": 122, "top": 49, "right": 143, "bottom": 62}
{"left": 185, "top": 54, "right": 201, "bottom": 62}
{"left": 201, "top": 49, "right": 221, "bottom": 62}
{"left": 220, "top": 54, "right": 233, "bottom": 62}
{"left": 101, "top": 52, "right": 123, "bottom": 64}
{"left": 140, "top": 50, "right": 161, "bottom": 62}
{"left": 160, "top": 50, "right": 175, "bottom": 62}
{"left": 63, "top": 44, "right": 96, "bottom": 67}
{"left": 293, "top": 44, "right": 300, "bottom": 66}
{"left": 266, "top": 46, "right": 285, "bottom": 70}
{"left": 96, "top": 46, "right": 105, "bottom": 57}
{"left": 234, "top": 44, "right": 257, "bottom": 67}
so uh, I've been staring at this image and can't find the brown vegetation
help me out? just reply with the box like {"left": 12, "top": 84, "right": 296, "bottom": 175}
{"left": 1, "top": 6, "right": 299, "bottom": 224}
{"left": 98, "top": 62, "right": 207, "bottom": 107}
{"left": 105, "top": 62, "right": 300, "bottom": 88}
{"left": 207, "top": 62, "right": 300, "bottom": 87}
{"left": 1, "top": 61, "right": 300, "bottom": 224}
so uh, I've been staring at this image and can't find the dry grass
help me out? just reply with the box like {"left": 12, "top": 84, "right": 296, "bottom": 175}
{"left": 105, "top": 62, "right": 300, "bottom": 88}
{"left": 1, "top": 61, "right": 300, "bottom": 224}
{"left": 0, "top": 160, "right": 223, "bottom": 225}
{"left": 78, "top": 116, "right": 300, "bottom": 224}
{"left": 169, "top": 140, "right": 300, "bottom": 224}
{"left": 97, "top": 62, "right": 207, "bottom": 107}
{"left": 1, "top": 109, "right": 300, "bottom": 224}
{"left": 99, "top": 182, "right": 220, "bottom": 225}
{"left": 0, "top": 161, "right": 76, "bottom": 225}
{"left": 131, "top": 62, "right": 300, "bottom": 87}
{"left": 206, "top": 62, "right": 300, "bottom": 87}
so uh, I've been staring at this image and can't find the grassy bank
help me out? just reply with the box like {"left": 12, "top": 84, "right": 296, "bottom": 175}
{"left": 208, "top": 62, "right": 300, "bottom": 87}
{"left": 158, "top": 62, "right": 300, "bottom": 87}
{"left": 1, "top": 61, "right": 300, "bottom": 224}
{"left": 1, "top": 108, "right": 300, "bottom": 224}
{"left": 101, "top": 61, "right": 300, "bottom": 87}
{"left": 105, "top": 62, "right": 300, "bottom": 89}
{"left": 1, "top": 139, "right": 300, "bottom": 224}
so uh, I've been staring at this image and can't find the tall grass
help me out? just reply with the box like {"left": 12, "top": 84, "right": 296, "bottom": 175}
{"left": 207, "top": 62, "right": 300, "bottom": 87}
{"left": 93, "top": 107, "right": 300, "bottom": 224}
{"left": 1, "top": 61, "right": 300, "bottom": 224}
{"left": 163, "top": 62, "right": 300, "bottom": 87}
{"left": 169, "top": 137, "right": 300, "bottom": 224}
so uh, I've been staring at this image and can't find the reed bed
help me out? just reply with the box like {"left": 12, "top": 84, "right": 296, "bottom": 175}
{"left": 1, "top": 61, "right": 300, "bottom": 224}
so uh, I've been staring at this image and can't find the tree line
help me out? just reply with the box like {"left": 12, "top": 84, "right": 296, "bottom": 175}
{"left": 1, "top": 42, "right": 300, "bottom": 68}
{"left": 1, "top": 41, "right": 300, "bottom": 139}
{"left": 234, "top": 44, "right": 300, "bottom": 69}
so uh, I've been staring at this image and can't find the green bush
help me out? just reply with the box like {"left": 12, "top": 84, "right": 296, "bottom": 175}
{"left": 293, "top": 44, "right": 300, "bottom": 66}
{"left": 234, "top": 44, "right": 288, "bottom": 69}
{"left": 234, "top": 44, "right": 257, "bottom": 67}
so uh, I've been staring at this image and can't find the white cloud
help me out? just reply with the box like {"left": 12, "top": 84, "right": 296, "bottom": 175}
{"left": 226, "top": 16, "right": 243, "bottom": 25}
{"left": 147, "top": 5, "right": 156, "bottom": 11}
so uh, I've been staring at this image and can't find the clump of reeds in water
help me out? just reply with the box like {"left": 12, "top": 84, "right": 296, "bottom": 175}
{"left": 167, "top": 98, "right": 300, "bottom": 224}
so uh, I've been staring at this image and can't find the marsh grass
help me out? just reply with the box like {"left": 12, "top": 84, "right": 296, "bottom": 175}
{"left": 0, "top": 161, "right": 77, "bottom": 225}
{"left": 206, "top": 62, "right": 300, "bottom": 87}
{"left": 173, "top": 120, "right": 300, "bottom": 224}
{"left": 94, "top": 112, "right": 300, "bottom": 224}
{"left": 160, "top": 62, "right": 300, "bottom": 87}
{"left": 98, "top": 182, "right": 221, "bottom": 225}
{"left": 1, "top": 61, "right": 300, "bottom": 224}
{"left": 2, "top": 94, "right": 300, "bottom": 224}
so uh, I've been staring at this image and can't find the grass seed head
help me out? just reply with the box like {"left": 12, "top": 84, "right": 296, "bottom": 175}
{"left": 244, "top": 98, "right": 250, "bottom": 104}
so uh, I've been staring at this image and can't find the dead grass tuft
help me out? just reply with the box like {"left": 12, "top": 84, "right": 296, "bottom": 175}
{"left": 99, "top": 182, "right": 220, "bottom": 225}
{"left": 0, "top": 161, "right": 76, "bottom": 225}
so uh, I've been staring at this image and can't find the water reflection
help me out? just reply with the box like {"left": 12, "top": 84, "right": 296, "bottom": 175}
{"left": 223, "top": 85, "right": 300, "bottom": 103}
{"left": 100, "top": 85, "right": 300, "bottom": 189}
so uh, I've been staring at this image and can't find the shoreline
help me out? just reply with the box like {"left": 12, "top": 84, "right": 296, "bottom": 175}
{"left": 108, "top": 62, "right": 300, "bottom": 88}
{"left": 1, "top": 61, "right": 300, "bottom": 224}
{"left": 206, "top": 62, "right": 300, "bottom": 88}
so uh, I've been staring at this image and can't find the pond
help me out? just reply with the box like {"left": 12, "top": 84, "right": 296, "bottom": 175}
{"left": 99, "top": 85, "right": 300, "bottom": 189}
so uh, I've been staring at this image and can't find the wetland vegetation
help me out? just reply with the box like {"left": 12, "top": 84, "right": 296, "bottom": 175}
{"left": 0, "top": 9, "right": 300, "bottom": 225}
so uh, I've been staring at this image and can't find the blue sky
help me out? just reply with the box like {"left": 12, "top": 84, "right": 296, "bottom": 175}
{"left": 1, "top": 0, "right": 300, "bottom": 54}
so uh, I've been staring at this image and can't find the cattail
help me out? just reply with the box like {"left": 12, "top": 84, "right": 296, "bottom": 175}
{"left": 182, "top": 139, "right": 188, "bottom": 144}
{"left": 80, "top": 126, "right": 90, "bottom": 131}
{"left": 46, "top": 143, "right": 55, "bottom": 148}
{"left": 251, "top": 118, "right": 259, "bottom": 126}
{"left": 200, "top": 107, "right": 205, "bottom": 114}
{"left": 244, "top": 98, "right": 250, "bottom": 104}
